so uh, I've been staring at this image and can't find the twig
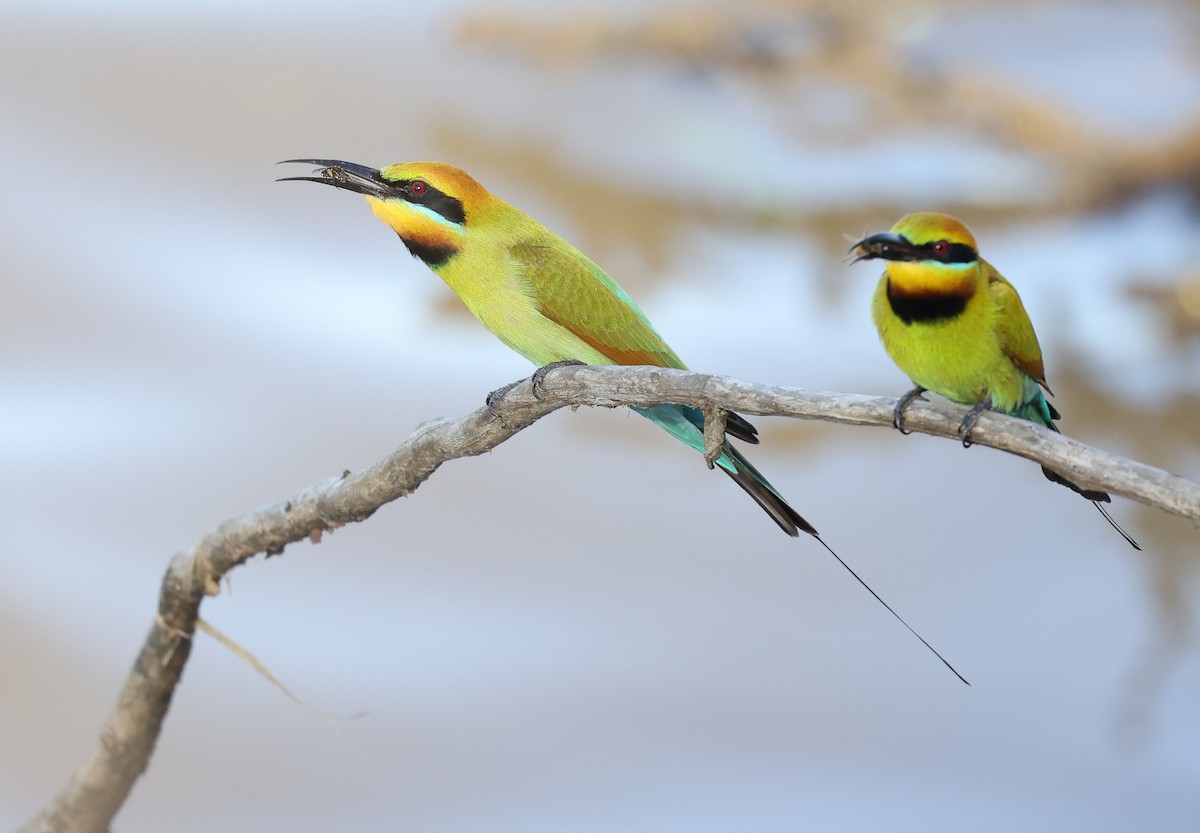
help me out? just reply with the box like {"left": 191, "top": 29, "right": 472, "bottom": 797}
{"left": 17, "top": 366, "right": 1199, "bottom": 833}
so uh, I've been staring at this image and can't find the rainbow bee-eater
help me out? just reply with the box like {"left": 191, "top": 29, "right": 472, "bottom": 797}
{"left": 851, "top": 212, "right": 1139, "bottom": 550}
{"left": 280, "top": 159, "right": 966, "bottom": 683}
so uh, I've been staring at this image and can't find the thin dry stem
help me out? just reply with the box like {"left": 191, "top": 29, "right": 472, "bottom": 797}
{"left": 18, "top": 366, "right": 1198, "bottom": 833}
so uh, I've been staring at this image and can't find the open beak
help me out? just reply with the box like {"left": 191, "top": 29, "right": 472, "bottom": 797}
{"left": 277, "top": 159, "right": 394, "bottom": 198}
{"left": 848, "top": 232, "right": 920, "bottom": 264}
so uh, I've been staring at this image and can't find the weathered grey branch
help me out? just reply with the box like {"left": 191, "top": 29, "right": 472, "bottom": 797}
{"left": 18, "top": 366, "right": 1199, "bottom": 833}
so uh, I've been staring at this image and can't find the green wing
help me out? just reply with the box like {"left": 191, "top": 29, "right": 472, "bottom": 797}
{"left": 987, "top": 264, "right": 1047, "bottom": 386}
{"left": 511, "top": 243, "right": 686, "bottom": 369}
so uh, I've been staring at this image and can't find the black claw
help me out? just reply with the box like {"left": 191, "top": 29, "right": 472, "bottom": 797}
{"left": 485, "top": 380, "right": 523, "bottom": 418}
{"left": 892, "top": 385, "right": 927, "bottom": 434}
{"left": 531, "top": 359, "right": 587, "bottom": 399}
{"left": 957, "top": 396, "right": 993, "bottom": 448}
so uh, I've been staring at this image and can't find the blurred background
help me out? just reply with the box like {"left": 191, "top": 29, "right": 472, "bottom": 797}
{"left": 3, "top": 0, "right": 1199, "bottom": 830}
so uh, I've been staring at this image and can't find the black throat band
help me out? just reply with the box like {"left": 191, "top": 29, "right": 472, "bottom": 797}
{"left": 887, "top": 282, "right": 970, "bottom": 324}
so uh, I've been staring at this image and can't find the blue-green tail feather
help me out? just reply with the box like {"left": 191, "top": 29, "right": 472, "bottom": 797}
{"left": 1012, "top": 377, "right": 1060, "bottom": 429}
{"left": 634, "top": 404, "right": 816, "bottom": 537}
{"left": 636, "top": 409, "right": 968, "bottom": 679}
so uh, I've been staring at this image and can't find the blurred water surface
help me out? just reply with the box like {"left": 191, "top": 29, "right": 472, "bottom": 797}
{"left": 2, "top": 1, "right": 1199, "bottom": 831}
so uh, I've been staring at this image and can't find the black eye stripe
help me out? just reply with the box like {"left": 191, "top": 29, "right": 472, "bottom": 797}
{"left": 918, "top": 241, "right": 977, "bottom": 264}
{"left": 387, "top": 178, "right": 467, "bottom": 226}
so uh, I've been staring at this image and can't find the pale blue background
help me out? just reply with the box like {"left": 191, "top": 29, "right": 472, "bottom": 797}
{"left": 3, "top": 1, "right": 1199, "bottom": 831}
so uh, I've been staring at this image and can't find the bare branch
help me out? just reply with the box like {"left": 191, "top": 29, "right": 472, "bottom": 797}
{"left": 18, "top": 366, "right": 1198, "bottom": 833}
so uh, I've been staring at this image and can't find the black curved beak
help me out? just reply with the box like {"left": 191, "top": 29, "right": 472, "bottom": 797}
{"left": 848, "top": 232, "right": 919, "bottom": 264}
{"left": 277, "top": 159, "right": 393, "bottom": 198}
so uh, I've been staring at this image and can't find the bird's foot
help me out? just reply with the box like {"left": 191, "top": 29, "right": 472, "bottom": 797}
{"left": 957, "top": 395, "right": 994, "bottom": 448}
{"left": 892, "top": 385, "right": 928, "bottom": 434}
{"left": 531, "top": 359, "right": 586, "bottom": 399}
{"left": 485, "top": 380, "right": 523, "bottom": 418}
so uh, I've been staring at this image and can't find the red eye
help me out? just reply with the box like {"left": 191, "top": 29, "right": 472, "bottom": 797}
{"left": 932, "top": 240, "right": 950, "bottom": 256}
{"left": 409, "top": 180, "right": 428, "bottom": 196}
